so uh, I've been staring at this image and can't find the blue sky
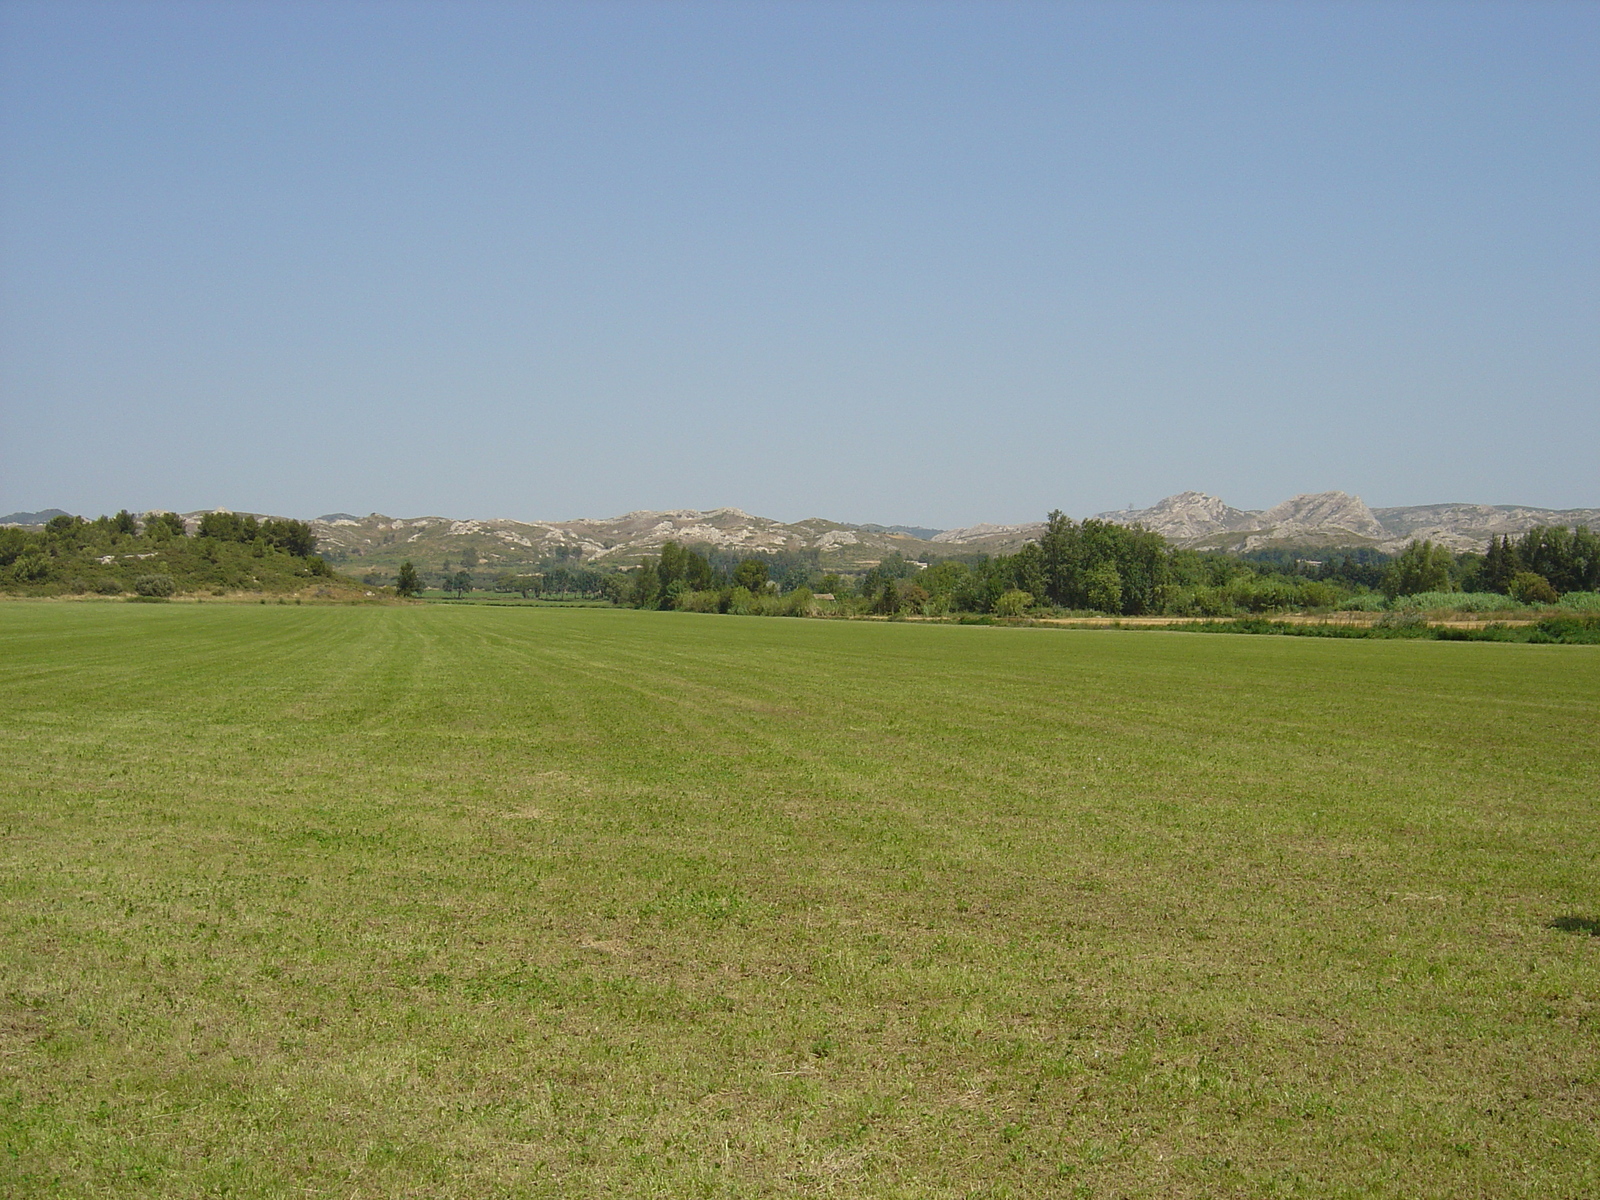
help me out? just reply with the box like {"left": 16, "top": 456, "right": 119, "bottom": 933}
{"left": 2, "top": 0, "right": 1595, "bottom": 526}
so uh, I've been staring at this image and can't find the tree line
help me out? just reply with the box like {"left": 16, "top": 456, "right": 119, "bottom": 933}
{"left": 602, "top": 516, "right": 1598, "bottom": 619}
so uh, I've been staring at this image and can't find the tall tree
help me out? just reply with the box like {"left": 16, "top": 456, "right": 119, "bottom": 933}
{"left": 632, "top": 562, "right": 660, "bottom": 609}
{"left": 395, "top": 561, "right": 422, "bottom": 596}
{"left": 1381, "top": 540, "right": 1455, "bottom": 598}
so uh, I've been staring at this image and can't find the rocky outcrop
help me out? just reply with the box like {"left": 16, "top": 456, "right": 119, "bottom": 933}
{"left": 1370, "top": 503, "right": 1600, "bottom": 552}
{"left": 1089, "top": 492, "right": 1259, "bottom": 542}
{"left": 929, "top": 521, "right": 1045, "bottom": 549}
{"left": 1094, "top": 492, "right": 1596, "bottom": 553}
{"left": 303, "top": 508, "right": 942, "bottom": 571}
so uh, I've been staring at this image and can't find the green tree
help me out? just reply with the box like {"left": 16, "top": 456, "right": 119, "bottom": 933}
{"left": 1039, "top": 510, "right": 1076, "bottom": 605}
{"left": 1085, "top": 562, "right": 1123, "bottom": 613}
{"left": 657, "top": 542, "right": 687, "bottom": 590}
{"left": 1381, "top": 540, "right": 1455, "bottom": 599}
{"left": 145, "top": 511, "right": 188, "bottom": 540}
{"left": 1482, "top": 536, "right": 1516, "bottom": 593}
{"left": 261, "top": 518, "right": 317, "bottom": 557}
{"left": 0, "top": 528, "right": 31, "bottom": 566}
{"left": 1514, "top": 525, "right": 1600, "bottom": 595}
{"left": 198, "top": 511, "right": 260, "bottom": 542}
{"left": 452, "top": 570, "right": 473, "bottom": 598}
{"left": 732, "top": 558, "right": 769, "bottom": 592}
{"left": 684, "top": 549, "right": 715, "bottom": 591}
{"left": 874, "top": 579, "right": 901, "bottom": 616}
{"left": 395, "top": 561, "right": 422, "bottom": 597}
{"left": 632, "top": 562, "right": 660, "bottom": 609}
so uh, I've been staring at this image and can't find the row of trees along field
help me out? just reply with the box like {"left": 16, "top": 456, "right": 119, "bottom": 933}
{"left": 0, "top": 511, "right": 335, "bottom": 595}
{"left": 612, "top": 515, "right": 1599, "bottom": 619}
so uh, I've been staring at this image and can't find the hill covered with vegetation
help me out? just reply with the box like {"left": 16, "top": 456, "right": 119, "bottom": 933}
{"left": 0, "top": 511, "right": 357, "bottom": 598}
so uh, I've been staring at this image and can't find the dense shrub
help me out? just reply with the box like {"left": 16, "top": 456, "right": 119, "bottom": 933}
{"left": 993, "top": 589, "right": 1033, "bottom": 617}
{"left": 1338, "top": 592, "right": 1387, "bottom": 612}
{"left": 679, "top": 589, "right": 723, "bottom": 614}
{"left": 1557, "top": 591, "right": 1600, "bottom": 612}
{"left": 11, "top": 551, "right": 50, "bottom": 582}
{"left": 94, "top": 577, "right": 124, "bottom": 595}
{"left": 134, "top": 574, "right": 176, "bottom": 597}
{"left": 1394, "top": 591, "right": 1525, "bottom": 613}
{"left": 781, "top": 586, "right": 815, "bottom": 617}
{"left": 1508, "top": 571, "right": 1559, "bottom": 605}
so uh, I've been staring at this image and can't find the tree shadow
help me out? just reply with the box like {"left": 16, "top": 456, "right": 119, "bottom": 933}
{"left": 1549, "top": 916, "right": 1600, "bottom": 936}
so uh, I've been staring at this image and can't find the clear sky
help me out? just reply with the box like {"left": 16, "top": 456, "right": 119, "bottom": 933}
{"left": 1, "top": 0, "right": 1595, "bottom": 527}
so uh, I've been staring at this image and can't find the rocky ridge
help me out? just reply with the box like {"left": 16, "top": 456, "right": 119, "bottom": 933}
{"left": 1083, "top": 491, "right": 1600, "bottom": 553}
{"left": 302, "top": 508, "right": 939, "bottom": 572}
{"left": 7, "top": 494, "right": 1595, "bottom": 567}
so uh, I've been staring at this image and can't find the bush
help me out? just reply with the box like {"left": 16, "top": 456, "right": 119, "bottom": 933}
{"left": 1533, "top": 615, "right": 1600, "bottom": 644}
{"left": 134, "top": 574, "right": 176, "bottom": 597}
{"left": 751, "top": 591, "right": 786, "bottom": 617}
{"left": 95, "top": 577, "right": 123, "bottom": 595}
{"left": 782, "top": 586, "right": 815, "bottom": 617}
{"left": 678, "top": 589, "right": 722, "bottom": 614}
{"left": 1558, "top": 591, "right": 1600, "bottom": 612}
{"left": 10, "top": 551, "right": 50, "bottom": 583}
{"left": 726, "top": 586, "right": 756, "bottom": 615}
{"left": 1338, "top": 592, "right": 1388, "bottom": 612}
{"left": 993, "top": 589, "right": 1033, "bottom": 617}
{"left": 1508, "top": 571, "right": 1559, "bottom": 605}
{"left": 1375, "top": 610, "right": 1428, "bottom": 632}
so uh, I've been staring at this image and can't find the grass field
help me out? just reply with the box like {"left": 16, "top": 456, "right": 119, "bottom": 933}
{"left": 2, "top": 603, "right": 1597, "bottom": 1197}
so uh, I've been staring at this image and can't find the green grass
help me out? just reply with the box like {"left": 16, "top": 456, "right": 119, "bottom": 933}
{"left": 2, "top": 604, "right": 1598, "bottom": 1198}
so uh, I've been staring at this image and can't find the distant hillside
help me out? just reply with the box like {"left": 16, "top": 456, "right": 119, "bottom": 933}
{"left": 1084, "top": 491, "right": 1600, "bottom": 554}
{"left": 0, "top": 509, "right": 70, "bottom": 527}
{"left": 255, "top": 496, "right": 1600, "bottom": 573}
{"left": 7, "top": 494, "right": 1594, "bottom": 581}
{"left": 311, "top": 509, "right": 944, "bottom": 574}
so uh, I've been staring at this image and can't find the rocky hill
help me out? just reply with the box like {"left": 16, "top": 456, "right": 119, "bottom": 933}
{"left": 7, "top": 494, "right": 1595, "bottom": 571}
{"left": 306, "top": 509, "right": 942, "bottom": 573}
{"left": 1080, "top": 491, "right": 1600, "bottom": 553}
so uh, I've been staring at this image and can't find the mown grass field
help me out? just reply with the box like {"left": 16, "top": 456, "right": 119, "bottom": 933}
{"left": 2, "top": 603, "right": 1597, "bottom": 1198}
